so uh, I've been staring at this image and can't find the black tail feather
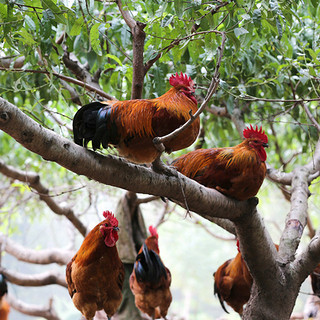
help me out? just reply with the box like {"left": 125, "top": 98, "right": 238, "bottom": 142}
{"left": 134, "top": 243, "right": 167, "bottom": 284}
{"left": 0, "top": 274, "right": 8, "bottom": 298}
{"left": 73, "top": 102, "right": 119, "bottom": 150}
{"left": 214, "top": 279, "right": 229, "bottom": 314}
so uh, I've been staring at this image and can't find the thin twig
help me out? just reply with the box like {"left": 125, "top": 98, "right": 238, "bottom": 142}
{"left": 0, "top": 67, "right": 116, "bottom": 101}
{"left": 301, "top": 101, "right": 320, "bottom": 132}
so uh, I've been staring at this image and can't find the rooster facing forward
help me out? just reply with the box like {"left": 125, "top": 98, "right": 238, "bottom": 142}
{"left": 130, "top": 226, "right": 172, "bottom": 319}
{"left": 172, "top": 125, "right": 268, "bottom": 201}
{"left": 73, "top": 72, "right": 199, "bottom": 164}
{"left": 66, "top": 211, "right": 124, "bottom": 320}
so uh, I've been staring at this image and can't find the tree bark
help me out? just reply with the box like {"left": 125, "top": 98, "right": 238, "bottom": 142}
{"left": 2, "top": 96, "right": 320, "bottom": 319}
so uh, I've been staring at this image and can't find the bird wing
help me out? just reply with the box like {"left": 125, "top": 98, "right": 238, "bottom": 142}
{"left": 173, "top": 148, "right": 240, "bottom": 189}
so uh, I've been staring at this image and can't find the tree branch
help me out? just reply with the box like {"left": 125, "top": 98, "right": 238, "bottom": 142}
{"left": 0, "top": 234, "right": 73, "bottom": 265}
{"left": 7, "top": 295, "right": 61, "bottom": 320}
{"left": 0, "top": 67, "right": 116, "bottom": 101}
{"left": 0, "top": 268, "right": 67, "bottom": 287}
{"left": 232, "top": 205, "right": 282, "bottom": 290}
{"left": 266, "top": 165, "right": 294, "bottom": 185}
{"left": 62, "top": 51, "right": 102, "bottom": 94}
{"left": 116, "top": 0, "right": 146, "bottom": 99}
{"left": 0, "top": 159, "right": 88, "bottom": 237}
{"left": 301, "top": 101, "right": 320, "bottom": 132}
{"left": 293, "top": 231, "right": 320, "bottom": 283}
{"left": 0, "top": 97, "right": 255, "bottom": 224}
{"left": 277, "top": 166, "right": 310, "bottom": 264}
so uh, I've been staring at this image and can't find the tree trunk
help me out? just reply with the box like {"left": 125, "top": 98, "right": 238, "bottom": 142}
{"left": 243, "top": 275, "right": 300, "bottom": 319}
{"left": 114, "top": 191, "right": 147, "bottom": 320}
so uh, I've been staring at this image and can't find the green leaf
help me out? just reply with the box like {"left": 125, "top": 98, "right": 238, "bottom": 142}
{"left": 234, "top": 27, "right": 249, "bottom": 37}
{"left": 307, "top": 48, "right": 320, "bottom": 64}
{"left": 70, "top": 16, "right": 84, "bottom": 36}
{"left": 227, "top": 32, "right": 240, "bottom": 51}
{"left": 106, "top": 54, "right": 123, "bottom": 66}
{"left": 41, "top": 0, "right": 67, "bottom": 25}
{"left": 275, "top": 16, "right": 283, "bottom": 39}
{"left": 17, "top": 28, "right": 37, "bottom": 45}
{"left": 90, "top": 23, "right": 102, "bottom": 56}
{"left": 24, "top": 15, "right": 36, "bottom": 31}
{"left": 174, "top": 0, "right": 183, "bottom": 18}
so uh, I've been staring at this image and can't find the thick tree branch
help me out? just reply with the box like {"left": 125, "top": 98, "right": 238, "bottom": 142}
{"left": 232, "top": 205, "right": 282, "bottom": 291}
{"left": 0, "top": 268, "right": 67, "bottom": 287}
{"left": 0, "top": 234, "right": 73, "bottom": 265}
{"left": 0, "top": 97, "right": 254, "bottom": 224}
{"left": 266, "top": 165, "right": 294, "bottom": 185}
{"left": 0, "top": 159, "right": 88, "bottom": 237}
{"left": 293, "top": 231, "right": 320, "bottom": 283}
{"left": 7, "top": 295, "right": 61, "bottom": 320}
{"left": 277, "top": 166, "right": 310, "bottom": 264}
{"left": 116, "top": 0, "right": 146, "bottom": 99}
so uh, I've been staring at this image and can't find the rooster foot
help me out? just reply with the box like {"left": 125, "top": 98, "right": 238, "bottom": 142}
{"left": 151, "top": 156, "right": 178, "bottom": 177}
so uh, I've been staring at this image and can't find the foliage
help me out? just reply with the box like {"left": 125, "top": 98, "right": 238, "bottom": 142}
{"left": 1, "top": 0, "right": 320, "bottom": 319}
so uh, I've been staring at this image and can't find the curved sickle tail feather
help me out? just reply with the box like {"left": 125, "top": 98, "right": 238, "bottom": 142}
{"left": 134, "top": 243, "right": 167, "bottom": 284}
{"left": 214, "top": 278, "right": 229, "bottom": 314}
{"left": 73, "top": 102, "right": 119, "bottom": 150}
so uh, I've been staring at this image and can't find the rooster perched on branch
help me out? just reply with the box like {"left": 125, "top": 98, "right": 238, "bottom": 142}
{"left": 73, "top": 72, "right": 200, "bottom": 164}
{"left": 130, "top": 226, "right": 172, "bottom": 319}
{"left": 172, "top": 125, "right": 268, "bottom": 201}
{"left": 0, "top": 274, "right": 10, "bottom": 320}
{"left": 66, "top": 211, "right": 124, "bottom": 320}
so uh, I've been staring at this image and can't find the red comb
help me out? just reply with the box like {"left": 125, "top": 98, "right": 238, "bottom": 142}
{"left": 243, "top": 125, "right": 268, "bottom": 144}
{"left": 236, "top": 239, "right": 240, "bottom": 253}
{"left": 169, "top": 72, "right": 194, "bottom": 89}
{"left": 102, "top": 211, "right": 118, "bottom": 227}
{"left": 148, "top": 225, "right": 158, "bottom": 238}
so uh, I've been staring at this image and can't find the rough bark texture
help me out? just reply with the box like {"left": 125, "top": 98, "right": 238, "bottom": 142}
{"left": 114, "top": 192, "right": 147, "bottom": 320}
{"left": 2, "top": 95, "right": 320, "bottom": 319}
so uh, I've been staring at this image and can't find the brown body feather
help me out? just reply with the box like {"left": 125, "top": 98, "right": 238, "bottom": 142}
{"left": 214, "top": 243, "right": 278, "bottom": 315}
{"left": 172, "top": 139, "right": 267, "bottom": 201}
{"left": 0, "top": 298, "right": 10, "bottom": 320}
{"left": 214, "top": 251, "right": 253, "bottom": 315}
{"left": 66, "top": 219, "right": 124, "bottom": 320}
{"left": 73, "top": 85, "right": 199, "bottom": 164}
{"left": 129, "top": 230, "right": 172, "bottom": 319}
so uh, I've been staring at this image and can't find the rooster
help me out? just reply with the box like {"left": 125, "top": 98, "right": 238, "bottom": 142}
{"left": 214, "top": 240, "right": 253, "bottom": 315}
{"left": 214, "top": 241, "right": 279, "bottom": 315}
{"left": 130, "top": 226, "right": 172, "bottom": 319}
{"left": 73, "top": 72, "right": 199, "bottom": 164}
{"left": 171, "top": 125, "right": 268, "bottom": 200}
{"left": 66, "top": 211, "right": 124, "bottom": 320}
{"left": 0, "top": 274, "right": 10, "bottom": 320}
